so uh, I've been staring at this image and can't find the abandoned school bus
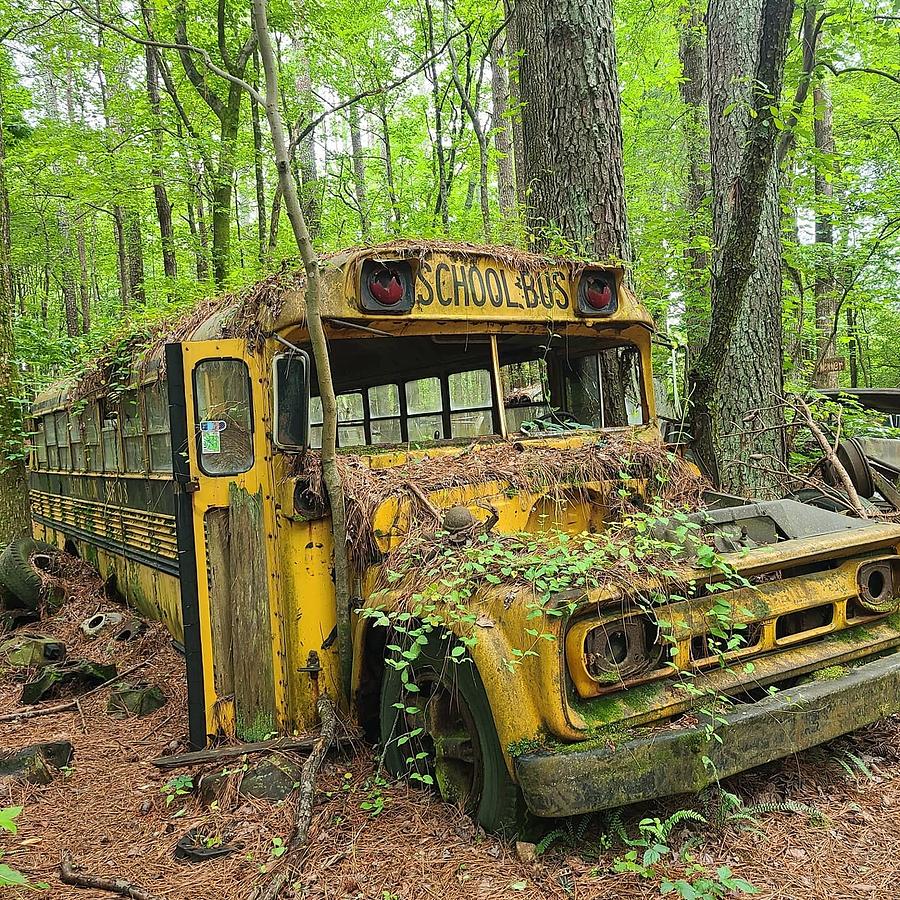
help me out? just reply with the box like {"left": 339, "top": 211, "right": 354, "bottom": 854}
{"left": 26, "top": 241, "right": 900, "bottom": 830}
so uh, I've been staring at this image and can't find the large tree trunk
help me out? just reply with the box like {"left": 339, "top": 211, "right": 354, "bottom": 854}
{"left": 688, "top": 0, "right": 794, "bottom": 498}
{"left": 503, "top": 0, "right": 528, "bottom": 207}
{"left": 490, "top": 42, "right": 516, "bottom": 216}
{"left": 518, "top": 0, "right": 630, "bottom": 263}
{"left": 251, "top": 53, "right": 268, "bottom": 264}
{"left": 76, "top": 226, "right": 91, "bottom": 332}
{"left": 112, "top": 205, "right": 130, "bottom": 309}
{"left": 678, "top": 2, "right": 710, "bottom": 354}
{"left": 812, "top": 81, "right": 837, "bottom": 388}
{"left": 424, "top": 0, "right": 450, "bottom": 227}
{"left": 145, "top": 40, "right": 177, "bottom": 280}
{"left": 0, "top": 95, "right": 31, "bottom": 542}
{"left": 348, "top": 103, "right": 370, "bottom": 239}
{"left": 377, "top": 98, "right": 401, "bottom": 230}
{"left": 125, "top": 210, "right": 146, "bottom": 304}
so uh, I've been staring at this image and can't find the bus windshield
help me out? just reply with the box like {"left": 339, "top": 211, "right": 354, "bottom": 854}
{"left": 304, "top": 332, "right": 646, "bottom": 449}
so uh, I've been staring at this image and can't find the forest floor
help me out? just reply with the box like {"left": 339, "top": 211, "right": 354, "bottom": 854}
{"left": 4, "top": 594, "right": 900, "bottom": 900}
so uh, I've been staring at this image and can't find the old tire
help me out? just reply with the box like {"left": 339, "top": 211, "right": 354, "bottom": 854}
{"left": 380, "top": 633, "right": 526, "bottom": 835}
{"left": 0, "top": 539, "right": 56, "bottom": 610}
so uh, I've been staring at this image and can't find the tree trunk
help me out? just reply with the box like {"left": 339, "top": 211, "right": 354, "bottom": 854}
{"left": 503, "top": 0, "right": 528, "bottom": 207}
{"left": 292, "top": 39, "right": 321, "bottom": 242}
{"left": 518, "top": 0, "right": 630, "bottom": 263}
{"left": 812, "top": 81, "right": 837, "bottom": 388}
{"left": 678, "top": 1, "right": 710, "bottom": 354}
{"left": 251, "top": 53, "right": 268, "bottom": 265}
{"left": 267, "top": 182, "right": 282, "bottom": 258}
{"left": 145, "top": 38, "right": 177, "bottom": 280}
{"left": 125, "top": 210, "right": 146, "bottom": 304}
{"left": 424, "top": 0, "right": 450, "bottom": 227}
{"left": 688, "top": 0, "right": 794, "bottom": 498}
{"left": 490, "top": 42, "right": 516, "bottom": 216}
{"left": 348, "top": 103, "right": 370, "bottom": 239}
{"left": 76, "top": 226, "right": 91, "bottom": 332}
{"left": 377, "top": 98, "right": 401, "bottom": 229}
{"left": 0, "top": 90, "right": 31, "bottom": 542}
{"left": 113, "top": 205, "right": 130, "bottom": 309}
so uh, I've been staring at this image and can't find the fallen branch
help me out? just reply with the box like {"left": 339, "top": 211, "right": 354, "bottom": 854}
{"left": 60, "top": 851, "right": 160, "bottom": 900}
{"left": 0, "top": 658, "right": 153, "bottom": 723}
{"left": 406, "top": 481, "right": 442, "bottom": 521}
{"left": 792, "top": 397, "right": 868, "bottom": 518}
{"left": 255, "top": 695, "right": 338, "bottom": 900}
{"left": 153, "top": 729, "right": 357, "bottom": 769}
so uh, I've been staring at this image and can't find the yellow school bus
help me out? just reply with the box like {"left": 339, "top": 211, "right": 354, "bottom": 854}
{"left": 26, "top": 241, "right": 900, "bottom": 831}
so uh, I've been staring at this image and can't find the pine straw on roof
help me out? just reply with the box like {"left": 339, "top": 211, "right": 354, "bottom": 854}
{"left": 69, "top": 272, "right": 302, "bottom": 402}
{"left": 330, "top": 238, "right": 603, "bottom": 272}
{"left": 294, "top": 436, "right": 706, "bottom": 572}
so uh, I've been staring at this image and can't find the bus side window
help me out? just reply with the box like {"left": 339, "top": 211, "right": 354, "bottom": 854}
{"left": 55, "top": 411, "right": 71, "bottom": 470}
{"left": 194, "top": 359, "right": 254, "bottom": 476}
{"left": 406, "top": 377, "right": 444, "bottom": 441}
{"left": 145, "top": 381, "right": 172, "bottom": 473}
{"left": 501, "top": 360, "right": 549, "bottom": 433}
{"left": 448, "top": 369, "right": 493, "bottom": 438}
{"left": 369, "top": 384, "right": 401, "bottom": 444}
{"left": 83, "top": 403, "right": 100, "bottom": 470}
{"left": 45, "top": 414, "right": 58, "bottom": 469}
{"left": 34, "top": 417, "right": 47, "bottom": 469}
{"left": 122, "top": 390, "right": 146, "bottom": 473}
{"left": 101, "top": 401, "right": 120, "bottom": 473}
{"left": 70, "top": 412, "right": 85, "bottom": 470}
{"left": 337, "top": 393, "right": 365, "bottom": 448}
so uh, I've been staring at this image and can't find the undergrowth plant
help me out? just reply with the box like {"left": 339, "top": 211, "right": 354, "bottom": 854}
{"left": 0, "top": 806, "right": 48, "bottom": 890}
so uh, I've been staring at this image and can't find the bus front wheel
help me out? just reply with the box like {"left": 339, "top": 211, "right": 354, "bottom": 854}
{"left": 379, "top": 636, "right": 525, "bottom": 835}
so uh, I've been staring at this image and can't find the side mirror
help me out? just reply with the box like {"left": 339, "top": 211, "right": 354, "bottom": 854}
{"left": 273, "top": 350, "right": 311, "bottom": 451}
{"left": 663, "top": 420, "right": 693, "bottom": 447}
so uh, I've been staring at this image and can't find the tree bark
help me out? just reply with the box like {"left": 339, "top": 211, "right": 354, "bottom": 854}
{"left": 348, "top": 103, "right": 370, "bottom": 239}
{"left": 112, "top": 205, "right": 130, "bottom": 309}
{"left": 76, "top": 226, "right": 91, "bottom": 332}
{"left": 174, "top": 2, "right": 255, "bottom": 287}
{"left": 812, "top": 81, "right": 837, "bottom": 388}
{"left": 503, "top": 0, "right": 528, "bottom": 208}
{"left": 125, "top": 211, "right": 146, "bottom": 305}
{"left": 490, "top": 42, "right": 516, "bottom": 216}
{"left": 518, "top": 0, "right": 630, "bottom": 262}
{"left": 678, "top": 1, "right": 710, "bottom": 353}
{"left": 143, "top": 31, "right": 177, "bottom": 280}
{"left": 376, "top": 98, "right": 401, "bottom": 230}
{"left": 424, "top": 0, "right": 450, "bottom": 227}
{"left": 688, "top": 0, "right": 794, "bottom": 498}
{"left": 251, "top": 52, "right": 268, "bottom": 264}
{"left": 0, "top": 86, "right": 30, "bottom": 543}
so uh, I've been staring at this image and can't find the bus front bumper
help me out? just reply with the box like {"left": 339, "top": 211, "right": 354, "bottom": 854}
{"left": 514, "top": 650, "right": 900, "bottom": 817}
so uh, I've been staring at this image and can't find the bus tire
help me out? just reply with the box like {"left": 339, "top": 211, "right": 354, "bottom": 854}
{"left": 379, "top": 634, "right": 526, "bottom": 835}
{"left": 0, "top": 539, "right": 56, "bottom": 610}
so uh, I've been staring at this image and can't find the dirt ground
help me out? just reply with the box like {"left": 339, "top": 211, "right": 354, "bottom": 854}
{"left": 4, "top": 593, "right": 900, "bottom": 900}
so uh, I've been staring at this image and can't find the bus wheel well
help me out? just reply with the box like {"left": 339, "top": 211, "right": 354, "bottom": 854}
{"left": 356, "top": 620, "right": 388, "bottom": 743}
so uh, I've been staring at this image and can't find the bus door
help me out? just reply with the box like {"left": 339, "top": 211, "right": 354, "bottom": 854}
{"left": 166, "top": 340, "right": 288, "bottom": 748}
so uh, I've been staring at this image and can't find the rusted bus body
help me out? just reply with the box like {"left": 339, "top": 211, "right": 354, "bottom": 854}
{"left": 27, "top": 242, "right": 900, "bottom": 826}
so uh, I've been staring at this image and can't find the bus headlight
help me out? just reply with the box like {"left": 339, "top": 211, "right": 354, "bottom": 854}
{"left": 857, "top": 560, "right": 900, "bottom": 613}
{"left": 566, "top": 614, "right": 665, "bottom": 690}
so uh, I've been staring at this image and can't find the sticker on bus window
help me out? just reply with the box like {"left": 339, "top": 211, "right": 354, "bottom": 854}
{"left": 201, "top": 431, "right": 222, "bottom": 454}
{"left": 200, "top": 420, "right": 227, "bottom": 433}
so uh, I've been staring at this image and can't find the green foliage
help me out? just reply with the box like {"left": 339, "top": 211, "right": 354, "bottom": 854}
{"left": 161, "top": 774, "right": 194, "bottom": 806}
{"left": 609, "top": 810, "right": 757, "bottom": 899}
{"left": 0, "top": 806, "right": 48, "bottom": 890}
